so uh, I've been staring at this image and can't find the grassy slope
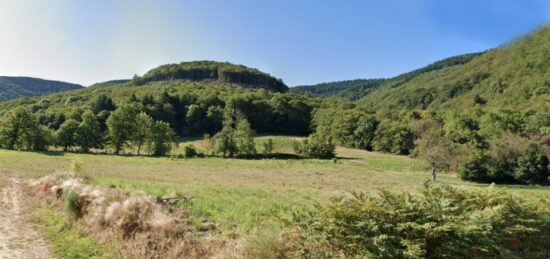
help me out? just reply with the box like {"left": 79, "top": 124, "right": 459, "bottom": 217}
{"left": 2, "top": 136, "right": 549, "bottom": 235}
{"left": 360, "top": 26, "right": 550, "bottom": 111}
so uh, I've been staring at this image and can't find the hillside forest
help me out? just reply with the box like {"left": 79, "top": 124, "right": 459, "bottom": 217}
{"left": 1, "top": 27, "right": 550, "bottom": 188}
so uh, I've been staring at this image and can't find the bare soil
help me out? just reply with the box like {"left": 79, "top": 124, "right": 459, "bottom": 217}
{"left": 0, "top": 175, "right": 54, "bottom": 259}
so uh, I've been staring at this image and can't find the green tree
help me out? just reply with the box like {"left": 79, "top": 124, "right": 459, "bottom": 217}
{"left": 514, "top": 144, "right": 550, "bottom": 185}
{"left": 56, "top": 119, "right": 80, "bottom": 151}
{"left": 214, "top": 122, "right": 237, "bottom": 158}
{"left": 106, "top": 104, "right": 138, "bottom": 154}
{"left": 414, "top": 127, "right": 454, "bottom": 181}
{"left": 372, "top": 120, "right": 415, "bottom": 155}
{"left": 353, "top": 114, "right": 378, "bottom": 150}
{"left": 234, "top": 118, "right": 256, "bottom": 156}
{"left": 460, "top": 150, "right": 491, "bottom": 182}
{"left": 132, "top": 112, "right": 153, "bottom": 155}
{"left": 148, "top": 121, "right": 177, "bottom": 156}
{"left": 0, "top": 107, "right": 36, "bottom": 150}
{"left": 76, "top": 111, "right": 102, "bottom": 152}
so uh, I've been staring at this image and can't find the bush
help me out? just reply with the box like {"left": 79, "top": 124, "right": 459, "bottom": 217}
{"left": 294, "top": 134, "right": 335, "bottom": 159}
{"left": 262, "top": 138, "right": 274, "bottom": 155}
{"left": 514, "top": 144, "right": 550, "bottom": 185}
{"left": 460, "top": 151, "right": 491, "bottom": 182}
{"left": 283, "top": 183, "right": 550, "bottom": 258}
{"left": 64, "top": 190, "right": 82, "bottom": 219}
{"left": 183, "top": 145, "right": 198, "bottom": 158}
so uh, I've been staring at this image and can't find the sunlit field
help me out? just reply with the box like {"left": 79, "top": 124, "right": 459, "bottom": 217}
{"left": 2, "top": 136, "right": 549, "bottom": 237}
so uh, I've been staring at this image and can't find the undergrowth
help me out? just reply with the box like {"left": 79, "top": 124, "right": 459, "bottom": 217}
{"left": 33, "top": 206, "right": 114, "bottom": 259}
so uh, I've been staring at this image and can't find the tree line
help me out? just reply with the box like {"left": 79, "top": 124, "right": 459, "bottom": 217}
{"left": 304, "top": 100, "right": 549, "bottom": 185}
{"left": 0, "top": 81, "right": 548, "bottom": 185}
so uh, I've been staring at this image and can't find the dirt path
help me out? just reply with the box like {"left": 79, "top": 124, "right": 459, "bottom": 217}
{"left": 0, "top": 176, "right": 54, "bottom": 259}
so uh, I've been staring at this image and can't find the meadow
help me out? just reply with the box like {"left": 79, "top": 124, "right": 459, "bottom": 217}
{"left": 2, "top": 136, "right": 549, "bottom": 237}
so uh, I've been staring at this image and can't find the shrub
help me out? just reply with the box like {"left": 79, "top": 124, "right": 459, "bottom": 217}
{"left": 283, "top": 183, "right": 550, "bottom": 258}
{"left": 183, "top": 145, "right": 198, "bottom": 158}
{"left": 294, "top": 134, "right": 335, "bottom": 159}
{"left": 514, "top": 144, "right": 550, "bottom": 185}
{"left": 262, "top": 138, "right": 274, "bottom": 155}
{"left": 64, "top": 190, "right": 82, "bottom": 219}
{"left": 460, "top": 150, "right": 491, "bottom": 182}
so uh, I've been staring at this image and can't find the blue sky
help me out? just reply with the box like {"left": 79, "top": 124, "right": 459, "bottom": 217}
{"left": 0, "top": 0, "right": 549, "bottom": 86}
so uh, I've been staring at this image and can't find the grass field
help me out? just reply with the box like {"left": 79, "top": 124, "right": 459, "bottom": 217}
{"left": 2, "top": 136, "right": 550, "bottom": 238}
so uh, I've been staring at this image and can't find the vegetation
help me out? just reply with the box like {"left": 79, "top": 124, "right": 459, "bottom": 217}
{"left": 284, "top": 183, "right": 550, "bottom": 258}
{"left": 34, "top": 207, "right": 109, "bottom": 258}
{"left": 133, "top": 61, "right": 288, "bottom": 92}
{"left": 0, "top": 76, "right": 82, "bottom": 101}
{"left": 292, "top": 79, "right": 385, "bottom": 100}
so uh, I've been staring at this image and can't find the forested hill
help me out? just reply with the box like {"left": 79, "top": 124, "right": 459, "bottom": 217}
{"left": 290, "top": 53, "right": 482, "bottom": 101}
{"left": 0, "top": 76, "right": 83, "bottom": 101}
{"left": 292, "top": 79, "right": 386, "bottom": 100}
{"left": 132, "top": 61, "right": 288, "bottom": 92}
{"left": 360, "top": 26, "right": 550, "bottom": 111}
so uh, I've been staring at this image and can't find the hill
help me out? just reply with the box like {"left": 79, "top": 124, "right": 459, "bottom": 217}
{"left": 133, "top": 61, "right": 288, "bottom": 92}
{"left": 360, "top": 26, "right": 550, "bottom": 111}
{"left": 88, "top": 79, "right": 130, "bottom": 88}
{"left": 292, "top": 79, "right": 386, "bottom": 100}
{"left": 290, "top": 53, "right": 482, "bottom": 101}
{"left": 0, "top": 76, "right": 82, "bottom": 101}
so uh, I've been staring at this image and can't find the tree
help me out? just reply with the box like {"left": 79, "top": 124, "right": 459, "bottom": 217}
{"left": 414, "top": 128, "right": 454, "bottom": 181}
{"left": 353, "top": 114, "right": 378, "bottom": 150}
{"left": 214, "top": 122, "right": 237, "bottom": 158}
{"left": 0, "top": 107, "right": 36, "bottom": 150}
{"left": 56, "top": 119, "right": 80, "bottom": 151}
{"left": 32, "top": 126, "right": 54, "bottom": 151}
{"left": 106, "top": 105, "right": 138, "bottom": 154}
{"left": 514, "top": 144, "right": 550, "bottom": 185}
{"left": 92, "top": 94, "right": 116, "bottom": 114}
{"left": 372, "top": 120, "right": 415, "bottom": 155}
{"left": 76, "top": 111, "right": 102, "bottom": 152}
{"left": 234, "top": 118, "right": 256, "bottom": 156}
{"left": 460, "top": 150, "right": 491, "bottom": 182}
{"left": 132, "top": 112, "right": 153, "bottom": 155}
{"left": 148, "top": 121, "right": 177, "bottom": 156}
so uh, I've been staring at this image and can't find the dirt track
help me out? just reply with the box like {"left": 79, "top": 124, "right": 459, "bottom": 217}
{"left": 0, "top": 176, "right": 54, "bottom": 259}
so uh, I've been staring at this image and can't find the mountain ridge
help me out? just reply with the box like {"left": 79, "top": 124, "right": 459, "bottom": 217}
{"left": 0, "top": 76, "right": 83, "bottom": 101}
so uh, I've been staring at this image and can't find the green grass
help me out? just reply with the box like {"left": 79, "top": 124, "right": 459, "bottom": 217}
{"left": 33, "top": 206, "right": 113, "bottom": 259}
{"left": 4, "top": 136, "right": 550, "bottom": 240}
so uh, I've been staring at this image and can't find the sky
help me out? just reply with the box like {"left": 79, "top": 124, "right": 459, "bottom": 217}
{"left": 0, "top": 0, "right": 549, "bottom": 87}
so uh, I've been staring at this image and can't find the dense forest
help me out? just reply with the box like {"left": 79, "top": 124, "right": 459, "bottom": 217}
{"left": 292, "top": 79, "right": 386, "bottom": 100}
{"left": 133, "top": 61, "right": 288, "bottom": 92}
{"left": 0, "top": 27, "right": 549, "bottom": 186}
{"left": 293, "top": 52, "right": 482, "bottom": 102}
{"left": 0, "top": 76, "right": 82, "bottom": 101}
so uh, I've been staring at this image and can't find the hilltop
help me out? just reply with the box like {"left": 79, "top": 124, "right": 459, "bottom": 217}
{"left": 133, "top": 61, "right": 288, "bottom": 92}
{"left": 0, "top": 76, "right": 82, "bottom": 101}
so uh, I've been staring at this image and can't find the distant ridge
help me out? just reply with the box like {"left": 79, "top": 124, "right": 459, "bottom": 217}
{"left": 0, "top": 76, "right": 82, "bottom": 101}
{"left": 292, "top": 79, "right": 386, "bottom": 100}
{"left": 293, "top": 52, "right": 482, "bottom": 102}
